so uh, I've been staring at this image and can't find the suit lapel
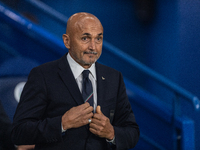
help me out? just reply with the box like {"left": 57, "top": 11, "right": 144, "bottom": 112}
{"left": 96, "top": 62, "right": 106, "bottom": 108}
{"left": 56, "top": 57, "right": 109, "bottom": 110}
{"left": 57, "top": 54, "right": 84, "bottom": 106}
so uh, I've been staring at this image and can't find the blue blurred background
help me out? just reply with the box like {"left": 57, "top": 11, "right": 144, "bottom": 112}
{"left": 0, "top": 0, "right": 200, "bottom": 149}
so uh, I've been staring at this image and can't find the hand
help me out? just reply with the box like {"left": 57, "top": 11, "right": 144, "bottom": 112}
{"left": 89, "top": 106, "right": 115, "bottom": 140}
{"left": 62, "top": 102, "right": 93, "bottom": 130}
{"left": 17, "top": 145, "right": 35, "bottom": 150}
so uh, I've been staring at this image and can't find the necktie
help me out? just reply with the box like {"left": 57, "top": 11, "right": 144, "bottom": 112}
{"left": 82, "top": 70, "right": 94, "bottom": 107}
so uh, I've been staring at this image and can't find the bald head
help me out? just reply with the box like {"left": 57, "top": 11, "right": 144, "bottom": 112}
{"left": 66, "top": 12, "right": 103, "bottom": 36}
{"left": 62, "top": 12, "right": 103, "bottom": 69}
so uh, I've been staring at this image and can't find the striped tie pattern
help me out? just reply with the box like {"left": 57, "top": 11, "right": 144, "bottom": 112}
{"left": 82, "top": 70, "right": 94, "bottom": 107}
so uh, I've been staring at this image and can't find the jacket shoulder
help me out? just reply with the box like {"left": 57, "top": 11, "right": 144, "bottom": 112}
{"left": 96, "top": 62, "right": 120, "bottom": 74}
{"left": 31, "top": 54, "right": 67, "bottom": 72}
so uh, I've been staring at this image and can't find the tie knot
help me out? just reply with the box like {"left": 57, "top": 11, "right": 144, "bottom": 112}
{"left": 82, "top": 70, "right": 90, "bottom": 79}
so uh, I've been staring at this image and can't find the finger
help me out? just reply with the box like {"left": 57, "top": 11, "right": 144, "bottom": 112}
{"left": 89, "top": 127, "right": 98, "bottom": 135}
{"left": 89, "top": 122, "right": 99, "bottom": 131}
{"left": 83, "top": 103, "right": 94, "bottom": 111}
{"left": 84, "top": 106, "right": 94, "bottom": 114}
{"left": 93, "top": 113, "right": 103, "bottom": 120}
{"left": 85, "top": 112, "right": 94, "bottom": 120}
{"left": 77, "top": 103, "right": 93, "bottom": 114}
{"left": 91, "top": 117, "right": 102, "bottom": 125}
{"left": 89, "top": 124, "right": 104, "bottom": 137}
{"left": 96, "top": 105, "right": 102, "bottom": 114}
{"left": 81, "top": 102, "right": 91, "bottom": 109}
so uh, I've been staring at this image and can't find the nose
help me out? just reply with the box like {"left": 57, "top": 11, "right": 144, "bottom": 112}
{"left": 88, "top": 40, "right": 96, "bottom": 50}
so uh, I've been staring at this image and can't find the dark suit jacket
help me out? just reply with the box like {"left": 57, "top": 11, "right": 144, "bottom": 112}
{"left": 11, "top": 54, "right": 139, "bottom": 150}
{"left": 0, "top": 101, "right": 15, "bottom": 150}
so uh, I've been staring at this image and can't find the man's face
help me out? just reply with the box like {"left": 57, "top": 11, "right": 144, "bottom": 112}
{"left": 65, "top": 17, "right": 103, "bottom": 69}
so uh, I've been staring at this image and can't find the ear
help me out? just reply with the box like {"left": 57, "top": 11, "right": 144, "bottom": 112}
{"left": 62, "top": 34, "right": 70, "bottom": 49}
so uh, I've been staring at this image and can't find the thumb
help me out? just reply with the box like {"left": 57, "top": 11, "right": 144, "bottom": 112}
{"left": 96, "top": 105, "right": 102, "bottom": 114}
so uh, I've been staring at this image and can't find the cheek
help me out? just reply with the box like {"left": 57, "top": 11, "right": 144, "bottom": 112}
{"left": 76, "top": 43, "right": 88, "bottom": 52}
{"left": 97, "top": 45, "right": 102, "bottom": 54}
{"left": 71, "top": 44, "right": 84, "bottom": 54}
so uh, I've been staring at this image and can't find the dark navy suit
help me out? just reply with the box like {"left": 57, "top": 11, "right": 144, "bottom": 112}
{"left": 11, "top": 54, "right": 139, "bottom": 150}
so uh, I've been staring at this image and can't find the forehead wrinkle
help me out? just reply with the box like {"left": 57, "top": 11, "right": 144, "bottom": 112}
{"left": 81, "top": 33, "right": 103, "bottom": 38}
{"left": 66, "top": 13, "right": 103, "bottom": 36}
{"left": 76, "top": 20, "right": 102, "bottom": 35}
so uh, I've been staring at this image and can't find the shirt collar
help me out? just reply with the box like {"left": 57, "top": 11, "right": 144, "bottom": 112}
{"left": 67, "top": 53, "right": 96, "bottom": 80}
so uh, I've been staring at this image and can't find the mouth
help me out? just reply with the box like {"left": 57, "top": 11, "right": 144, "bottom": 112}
{"left": 84, "top": 51, "right": 97, "bottom": 55}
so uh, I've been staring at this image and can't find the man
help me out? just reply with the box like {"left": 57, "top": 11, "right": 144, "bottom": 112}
{"left": 11, "top": 12, "right": 139, "bottom": 150}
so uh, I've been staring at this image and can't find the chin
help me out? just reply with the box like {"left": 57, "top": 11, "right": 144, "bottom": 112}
{"left": 85, "top": 58, "right": 96, "bottom": 63}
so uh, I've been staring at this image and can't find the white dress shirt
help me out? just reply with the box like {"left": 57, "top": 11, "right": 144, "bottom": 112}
{"left": 66, "top": 53, "right": 97, "bottom": 112}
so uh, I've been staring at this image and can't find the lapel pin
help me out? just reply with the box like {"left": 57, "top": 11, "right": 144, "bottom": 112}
{"left": 102, "top": 77, "right": 105, "bottom": 80}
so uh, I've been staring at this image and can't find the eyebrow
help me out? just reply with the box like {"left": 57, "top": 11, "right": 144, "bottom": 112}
{"left": 82, "top": 33, "right": 103, "bottom": 36}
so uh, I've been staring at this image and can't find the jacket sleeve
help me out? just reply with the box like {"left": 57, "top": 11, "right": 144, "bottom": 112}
{"left": 113, "top": 73, "right": 140, "bottom": 150}
{"left": 11, "top": 67, "right": 63, "bottom": 145}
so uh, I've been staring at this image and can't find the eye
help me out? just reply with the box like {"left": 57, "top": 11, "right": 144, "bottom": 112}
{"left": 82, "top": 37, "right": 87, "bottom": 41}
{"left": 96, "top": 37, "right": 103, "bottom": 43}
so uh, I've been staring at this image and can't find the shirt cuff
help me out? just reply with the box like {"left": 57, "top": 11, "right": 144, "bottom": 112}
{"left": 61, "top": 122, "right": 67, "bottom": 132}
{"left": 106, "top": 136, "right": 115, "bottom": 145}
